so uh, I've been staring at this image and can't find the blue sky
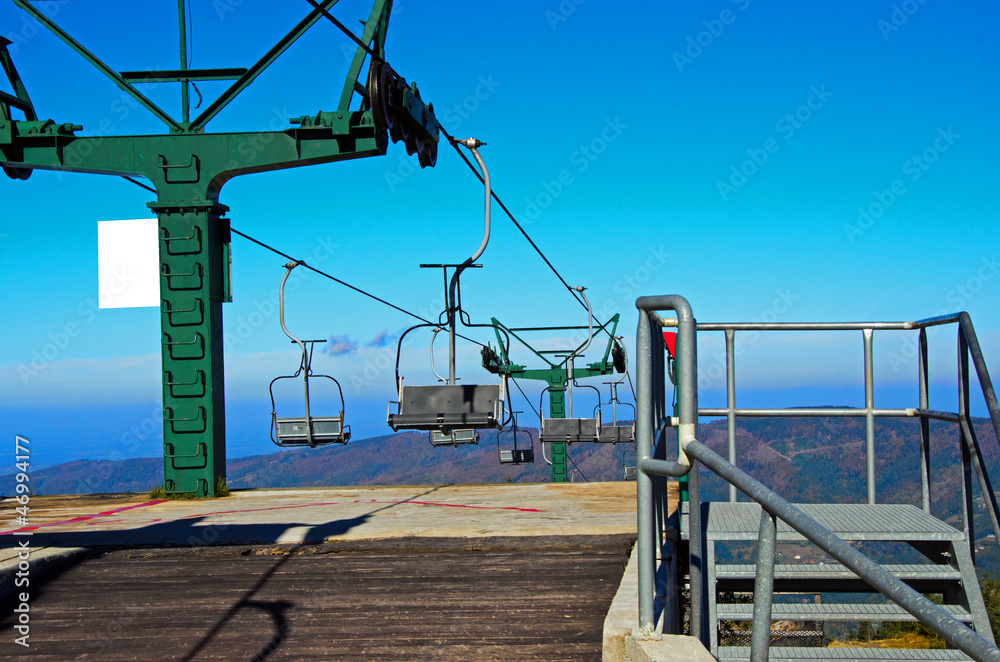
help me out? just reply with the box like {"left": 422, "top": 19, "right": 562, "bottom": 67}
{"left": 0, "top": 1, "right": 997, "bottom": 468}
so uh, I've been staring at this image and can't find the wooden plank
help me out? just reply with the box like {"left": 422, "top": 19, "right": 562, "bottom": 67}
{"left": 0, "top": 535, "right": 633, "bottom": 661}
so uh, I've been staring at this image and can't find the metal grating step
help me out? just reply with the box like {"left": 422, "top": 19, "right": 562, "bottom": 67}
{"left": 716, "top": 563, "right": 962, "bottom": 581}
{"left": 681, "top": 502, "right": 964, "bottom": 542}
{"left": 717, "top": 602, "right": 973, "bottom": 622}
{"left": 718, "top": 646, "right": 971, "bottom": 660}
{"left": 714, "top": 562, "right": 964, "bottom": 593}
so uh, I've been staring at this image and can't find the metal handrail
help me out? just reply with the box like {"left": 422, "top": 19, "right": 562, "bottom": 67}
{"left": 635, "top": 297, "right": 1000, "bottom": 660}
{"left": 696, "top": 313, "right": 1000, "bottom": 553}
{"left": 665, "top": 439, "right": 1000, "bottom": 662}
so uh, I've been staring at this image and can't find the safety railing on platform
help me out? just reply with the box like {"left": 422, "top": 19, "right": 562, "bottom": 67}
{"left": 698, "top": 314, "right": 1000, "bottom": 543}
{"left": 633, "top": 295, "right": 1000, "bottom": 662}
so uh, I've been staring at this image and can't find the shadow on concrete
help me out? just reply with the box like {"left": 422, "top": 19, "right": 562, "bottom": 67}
{"left": 0, "top": 486, "right": 448, "bottom": 661}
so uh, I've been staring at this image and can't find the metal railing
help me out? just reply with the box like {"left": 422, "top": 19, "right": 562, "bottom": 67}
{"left": 698, "top": 314, "right": 1000, "bottom": 543}
{"left": 634, "top": 296, "right": 1000, "bottom": 661}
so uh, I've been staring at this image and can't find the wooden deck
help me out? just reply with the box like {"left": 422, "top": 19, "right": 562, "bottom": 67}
{"left": 0, "top": 535, "right": 634, "bottom": 661}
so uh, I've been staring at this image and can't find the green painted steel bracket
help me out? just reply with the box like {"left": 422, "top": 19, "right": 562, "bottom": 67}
{"left": 486, "top": 314, "right": 620, "bottom": 378}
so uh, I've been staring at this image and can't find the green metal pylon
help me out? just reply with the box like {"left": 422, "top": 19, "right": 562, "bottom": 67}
{"left": 156, "top": 203, "right": 231, "bottom": 495}
{"left": 548, "top": 385, "right": 568, "bottom": 482}
{"left": 0, "top": 0, "right": 439, "bottom": 496}
{"left": 486, "top": 314, "right": 621, "bottom": 483}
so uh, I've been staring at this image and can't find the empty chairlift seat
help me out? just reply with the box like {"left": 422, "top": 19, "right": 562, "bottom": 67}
{"left": 388, "top": 383, "right": 505, "bottom": 432}
{"left": 268, "top": 261, "right": 352, "bottom": 449}
{"left": 273, "top": 413, "right": 350, "bottom": 447}
{"left": 497, "top": 416, "right": 534, "bottom": 464}
{"left": 540, "top": 416, "right": 601, "bottom": 444}
{"left": 430, "top": 428, "right": 480, "bottom": 447}
{"left": 599, "top": 422, "right": 635, "bottom": 444}
{"left": 623, "top": 448, "right": 637, "bottom": 481}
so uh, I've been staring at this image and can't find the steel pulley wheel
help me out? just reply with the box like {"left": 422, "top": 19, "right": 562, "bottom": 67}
{"left": 3, "top": 164, "right": 31, "bottom": 180}
{"left": 398, "top": 115, "right": 411, "bottom": 144}
{"left": 367, "top": 61, "right": 394, "bottom": 131}
{"left": 387, "top": 109, "right": 403, "bottom": 143}
{"left": 612, "top": 340, "right": 627, "bottom": 373}
{"left": 422, "top": 139, "right": 438, "bottom": 168}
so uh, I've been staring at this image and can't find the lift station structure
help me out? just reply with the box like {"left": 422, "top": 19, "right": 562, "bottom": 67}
{"left": 0, "top": 0, "right": 440, "bottom": 496}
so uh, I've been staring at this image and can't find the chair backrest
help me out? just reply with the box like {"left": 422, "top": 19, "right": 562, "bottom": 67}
{"left": 399, "top": 384, "right": 502, "bottom": 417}
{"left": 540, "top": 417, "right": 601, "bottom": 443}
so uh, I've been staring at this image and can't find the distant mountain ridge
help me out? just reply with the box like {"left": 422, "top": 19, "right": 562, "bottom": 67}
{"left": 2, "top": 417, "right": 996, "bottom": 525}
{"left": 0, "top": 428, "right": 633, "bottom": 496}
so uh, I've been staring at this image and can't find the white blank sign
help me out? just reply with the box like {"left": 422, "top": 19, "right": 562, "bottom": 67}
{"left": 97, "top": 219, "right": 160, "bottom": 309}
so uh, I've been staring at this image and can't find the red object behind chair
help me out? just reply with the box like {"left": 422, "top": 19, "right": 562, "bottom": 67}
{"left": 662, "top": 331, "right": 677, "bottom": 358}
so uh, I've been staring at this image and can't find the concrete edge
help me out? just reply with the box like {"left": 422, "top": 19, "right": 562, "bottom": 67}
{"left": 0, "top": 545, "right": 89, "bottom": 603}
{"left": 603, "top": 539, "right": 641, "bottom": 662}
{"left": 603, "top": 540, "right": 714, "bottom": 662}
{"left": 624, "top": 634, "right": 716, "bottom": 662}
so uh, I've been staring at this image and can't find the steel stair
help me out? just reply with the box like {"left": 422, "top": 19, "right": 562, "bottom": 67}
{"left": 681, "top": 502, "right": 994, "bottom": 660}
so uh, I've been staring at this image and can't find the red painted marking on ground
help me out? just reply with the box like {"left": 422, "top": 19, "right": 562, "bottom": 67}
{"left": 0, "top": 500, "right": 168, "bottom": 535}
{"left": 407, "top": 501, "right": 543, "bottom": 512}
{"left": 177, "top": 501, "right": 344, "bottom": 519}
{"left": 0, "top": 497, "right": 544, "bottom": 534}
{"left": 180, "top": 499, "right": 544, "bottom": 519}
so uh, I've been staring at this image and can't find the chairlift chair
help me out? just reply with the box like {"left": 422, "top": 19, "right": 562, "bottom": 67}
{"left": 269, "top": 261, "right": 350, "bottom": 448}
{"left": 387, "top": 327, "right": 508, "bottom": 446}
{"left": 539, "top": 382, "right": 603, "bottom": 444}
{"left": 595, "top": 339, "right": 636, "bottom": 444}
{"left": 385, "top": 137, "right": 508, "bottom": 446}
{"left": 623, "top": 448, "right": 637, "bottom": 481}
{"left": 497, "top": 412, "right": 534, "bottom": 464}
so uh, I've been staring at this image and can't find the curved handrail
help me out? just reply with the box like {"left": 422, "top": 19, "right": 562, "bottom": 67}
{"left": 447, "top": 137, "right": 490, "bottom": 384}
{"left": 278, "top": 260, "right": 309, "bottom": 374}
{"left": 429, "top": 326, "right": 447, "bottom": 383}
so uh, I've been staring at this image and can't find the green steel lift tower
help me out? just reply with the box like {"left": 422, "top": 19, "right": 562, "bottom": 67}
{"left": 0, "top": 0, "right": 439, "bottom": 496}
{"left": 485, "top": 312, "right": 621, "bottom": 482}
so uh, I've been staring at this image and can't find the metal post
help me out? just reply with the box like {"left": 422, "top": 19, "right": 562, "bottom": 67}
{"left": 958, "top": 314, "right": 1000, "bottom": 549}
{"left": 863, "top": 328, "right": 876, "bottom": 504}
{"left": 690, "top": 438, "right": 704, "bottom": 643}
{"left": 918, "top": 328, "right": 931, "bottom": 514}
{"left": 959, "top": 416, "right": 1000, "bottom": 554}
{"left": 156, "top": 202, "right": 230, "bottom": 497}
{"left": 958, "top": 330, "right": 976, "bottom": 561}
{"left": 676, "top": 303, "right": 702, "bottom": 642}
{"left": 959, "top": 312, "right": 1000, "bottom": 450}
{"left": 631, "top": 296, "right": 705, "bottom": 642}
{"left": 750, "top": 509, "right": 777, "bottom": 662}
{"left": 726, "top": 328, "right": 737, "bottom": 503}
{"left": 636, "top": 309, "right": 657, "bottom": 634}
{"left": 652, "top": 336, "right": 664, "bottom": 553}
{"left": 566, "top": 355, "right": 574, "bottom": 417}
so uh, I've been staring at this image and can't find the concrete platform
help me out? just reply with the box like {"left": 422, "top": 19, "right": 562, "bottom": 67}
{"left": 0, "top": 483, "right": 651, "bottom": 660}
{"left": 0, "top": 482, "right": 638, "bottom": 549}
{"left": 0, "top": 482, "right": 705, "bottom": 660}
